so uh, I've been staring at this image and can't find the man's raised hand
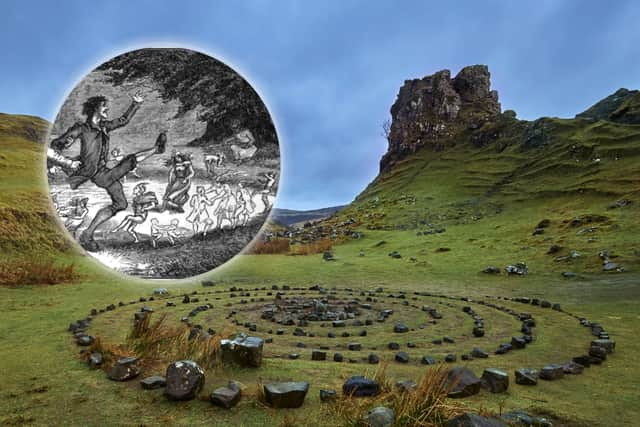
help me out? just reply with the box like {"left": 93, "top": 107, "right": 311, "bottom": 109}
{"left": 131, "top": 90, "right": 144, "bottom": 104}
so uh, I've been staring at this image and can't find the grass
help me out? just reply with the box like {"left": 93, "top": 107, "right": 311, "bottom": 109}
{"left": 1, "top": 110, "right": 640, "bottom": 426}
{"left": 0, "top": 259, "right": 79, "bottom": 286}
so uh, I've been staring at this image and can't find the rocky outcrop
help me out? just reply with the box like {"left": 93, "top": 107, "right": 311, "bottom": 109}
{"left": 380, "top": 65, "right": 501, "bottom": 172}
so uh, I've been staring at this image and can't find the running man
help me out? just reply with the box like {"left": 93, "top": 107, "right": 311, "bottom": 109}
{"left": 47, "top": 91, "right": 166, "bottom": 251}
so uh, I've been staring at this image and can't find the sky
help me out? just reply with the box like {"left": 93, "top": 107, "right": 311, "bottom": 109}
{"left": 1, "top": 1, "right": 639, "bottom": 210}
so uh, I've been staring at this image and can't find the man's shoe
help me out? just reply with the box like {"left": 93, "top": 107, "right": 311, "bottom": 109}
{"left": 155, "top": 132, "right": 167, "bottom": 154}
{"left": 79, "top": 232, "right": 100, "bottom": 252}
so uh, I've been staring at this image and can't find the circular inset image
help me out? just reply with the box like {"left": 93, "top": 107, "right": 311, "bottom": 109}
{"left": 46, "top": 48, "right": 279, "bottom": 279}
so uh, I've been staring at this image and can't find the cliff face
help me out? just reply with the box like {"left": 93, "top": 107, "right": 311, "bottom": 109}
{"left": 381, "top": 65, "right": 501, "bottom": 172}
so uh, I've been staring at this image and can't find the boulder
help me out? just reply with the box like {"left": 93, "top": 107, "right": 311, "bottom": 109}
{"left": 393, "top": 323, "right": 409, "bottom": 333}
{"left": 480, "top": 368, "right": 509, "bottom": 393}
{"left": 591, "top": 339, "right": 616, "bottom": 353}
{"left": 342, "top": 376, "right": 380, "bottom": 397}
{"left": 514, "top": 368, "right": 538, "bottom": 385}
{"left": 264, "top": 381, "right": 309, "bottom": 408}
{"left": 221, "top": 335, "right": 264, "bottom": 367}
{"left": 164, "top": 360, "right": 205, "bottom": 401}
{"left": 107, "top": 357, "right": 141, "bottom": 381}
{"left": 471, "top": 348, "right": 489, "bottom": 359}
{"left": 562, "top": 361, "right": 585, "bottom": 375}
{"left": 539, "top": 364, "right": 564, "bottom": 381}
{"left": 364, "top": 406, "right": 395, "bottom": 427}
{"left": 140, "top": 376, "right": 166, "bottom": 390}
{"left": 395, "top": 351, "right": 410, "bottom": 363}
{"left": 446, "top": 367, "right": 481, "bottom": 398}
{"left": 483, "top": 266, "right": 501, "bottom": 274}
{"left": 348, "top": 342, "right": 362, "bottom": 351}
{"left": 210, "top": 382, "right": 241, "bottom": 408}
{"left": 88, "top": 352, "right": 103, "bottom": 368}
{"left": 421, "top": 356, "right": 437, "bottom": 365}
{"left": 505, "top": 263, "right": 528, "bottom": 276}
{"left": 319, "top": 389, "right": 337, "bottom": 402}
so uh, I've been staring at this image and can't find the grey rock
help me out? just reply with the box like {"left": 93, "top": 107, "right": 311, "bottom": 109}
{"left": 211, "top": 383, "right": 241, "bottom": 408}
{"left": 342, "top": 376, "right": 380, "bottom": 397}
{"left": 364, "top": 406, "right": 395, "bottom": 427}
{"left": 514, "top": 368, "right": 538, "bottom": 385}
{"left": 264, "top": 381, "right": 309, "bottom": 408}
{"left": 140, "top": 375, "right": 166, "bottom": 390}
{"left": 221, "top": 335, "right": 264, "bottom": 367}
{"left": 539, "top": 364, "right": 564, "bottom": 380}
{"left": 164, "top": 360, "right": 205, "bottom": 400}
{"left": 481, "top": 368, "right": 509, "bottom": 393}
{"left": 446, "top": 367, "right": 481, "bottom": 398}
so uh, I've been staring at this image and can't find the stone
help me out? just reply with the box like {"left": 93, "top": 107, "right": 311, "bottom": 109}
{"left": 446, "top": 367, "right": 481, "bottom": 398}
{"left": 445, "top": 354, "right": 457, "bottom": 363}
{"left": 342, "top": 376, "right": 380, "bottom": 397}
{"left": 505, "top": 263, "right": 528, "bottom": 276}
{"left": 481, "top": 368, "right": 509, "bottom": 393}
{"left": 264, "top": 381, "right": 309, "bottom": 408}
{"left": 319, "top": 389, "right": 337, "bottom": 402}
{"left": 471, "top": 348, "right": 489, "bottom": 358}
{"left": 393, "top": 323, "right": 409, "bottom": 333}
{"left": 562, "top": 361, "right": 585, "bottom": 374}
{"left": 443, "top": 336, "right": 455, "bottom": 343}
{"left": 388, "top": 342, "right": 400, "bottom": 350}
{"left": 395, "top": 351, "right": 409, "bottom": 363}
{"left": 140, "top": 375, "right": 166, "bottom": 390}
{"left": 446, "top": 412, "right": 508, "bottom": 427}
{"left": 573, "top": 355, "right": 591, "bottom": 367}
{"left": 364, "top": 406, "right": 395, "bottom": 427}
{"left": 312, "top": 350, "right": 327, "bottom": 361}
{"left": 288, "top": 353, "right": 299, "bottom": 360}
{"left": 589, "top": 346, "right": 607, "bottom": 361}
{"left": 515, "top": 368, "right": 538, "bottom": 385}
{"left": 108, "top": 357, "right": 141, "bottom": 381}
{"left": 421, "top": 356, "right": 437, "bottom": 365}
{"left": 88, "top": 352, "right": 103, "bottom": 368}
{"left": 164, "top": 360, "right": 205, "bottom": 401}
{"left": 395, "top": 380, "right": 417, "bottom": 393}
{"left": 76, "top": 335, "right": 94, "bottom": 346}
{"left": 483, "top": 266, "right": 501, "bottom": 274}
{"left": 502, "top": 411, "right": 552, "bottom": 427}
{"left": 348, "top": 342, "right": 362, "bottom": 351}
{"left": 221, "top": 335, "right": 264, "bottom": 367}
{"left": 511, "top": 336, "right": 526, "bottom": 349}
{"left": 211, "top": 383, "right": 241, "bottom": 408}
{"left": 333, "top": 353, "right": 344, "bottom": 362}
{"left": 153, "top": 288, "right": 169, "bottom": 295}
{"left": 539, "top": 364, "right": 564, "bottom": 380}
{"left": 472, "top": 327, "right": 485, "bottom": 337}
{"left": 368, "top": 353, "right": 380, "bottom": 364}
{"left": 591, "top": 339, "right": 616, "bottom": 353}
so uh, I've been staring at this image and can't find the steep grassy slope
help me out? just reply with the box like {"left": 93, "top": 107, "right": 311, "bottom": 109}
{"left": 0, "top": 114, "right": 74, "bottom": 259}
{"left": 323, "top": 115, "right": 640, "bottom": 277}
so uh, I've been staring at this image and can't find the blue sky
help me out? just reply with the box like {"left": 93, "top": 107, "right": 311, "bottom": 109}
{"left": 1, "top": 1, "right": 639, "bottom": 210}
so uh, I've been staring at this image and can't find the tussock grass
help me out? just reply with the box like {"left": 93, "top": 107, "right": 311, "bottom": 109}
{"left": 0, "top": 259, "right": 79, "bottom": 286}
{"left": 326, "top": 363, "right": 463, "bottom": 427}
{"left": 125, "top": 312, "right": 232, "bottom": 370}
{"left": 248, "top": 238, "right": 291, "bottom": 254}
{"left": 289, "top": 238, "right": 333, "bottom": 255}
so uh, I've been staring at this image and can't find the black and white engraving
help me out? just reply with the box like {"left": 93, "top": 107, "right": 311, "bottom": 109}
{"left": 47, "top": 48, "right": 280, "bottom": 279}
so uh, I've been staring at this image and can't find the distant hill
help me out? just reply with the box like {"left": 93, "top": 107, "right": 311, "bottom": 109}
{"left": 271, "top": 205, "right": 347, "bottom": 227}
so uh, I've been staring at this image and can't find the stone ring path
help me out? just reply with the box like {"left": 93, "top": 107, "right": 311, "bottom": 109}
{"left": 67, "top": 284, "right": 616, "bottom": 412}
